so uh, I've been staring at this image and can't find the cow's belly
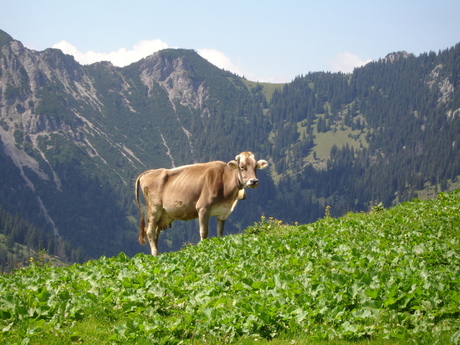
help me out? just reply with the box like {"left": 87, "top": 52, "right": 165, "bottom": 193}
{"left": 161, "top": 199, "right": 198, "bottom": 221}
{"left": 162, "top": 195, "right": 239, "bottom": 222}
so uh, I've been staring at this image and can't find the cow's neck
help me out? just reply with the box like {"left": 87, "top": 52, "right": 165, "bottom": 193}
{"left": 235, "top": 169, "right": 246, "bottom": 190}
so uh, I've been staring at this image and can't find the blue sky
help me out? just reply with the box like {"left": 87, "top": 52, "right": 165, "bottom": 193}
{"left": 2, "top": 0, "right": 460, "bottom": 83}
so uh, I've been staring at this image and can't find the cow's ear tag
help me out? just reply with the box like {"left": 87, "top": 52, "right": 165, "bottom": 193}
{"left": 227, "top": 160, "right": 239, "bottom": 170}
{"left": 257, "top": 160, "right": 269, "bottom": 169}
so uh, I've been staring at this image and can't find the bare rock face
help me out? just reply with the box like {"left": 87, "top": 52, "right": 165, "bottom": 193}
{"left": 0, "top": 38, "right": 110, "bottom": 237}
{"left": 383, "top": 51, "right": 413, "bottom": 63}
{"left": 427, "top": 64, "right": 455, "bottom": 106}
{"left": 1, "top": 38, "right": 100, "bottom": 160}
{"left": 139, "top": 51, "right": 209, "bottom": 110}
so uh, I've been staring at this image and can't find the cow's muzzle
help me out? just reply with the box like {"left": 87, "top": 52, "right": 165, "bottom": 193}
{"left": 246, "top": 178, "right": 259, "bottom": 188}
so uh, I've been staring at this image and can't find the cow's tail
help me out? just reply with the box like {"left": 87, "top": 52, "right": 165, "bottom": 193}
{"left": 135, "top": 174, "right": 147, "bottom": 245}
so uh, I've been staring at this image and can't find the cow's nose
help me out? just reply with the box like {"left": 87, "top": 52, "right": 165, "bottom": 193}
{"left": 248, "top": 178, "right": 259, "bottom": 187}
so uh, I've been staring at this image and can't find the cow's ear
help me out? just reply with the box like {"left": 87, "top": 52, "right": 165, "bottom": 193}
{"left": 257, "top": 160, "right": 268, "bottom": 169}
{"left": 227, "top": 160, "right": 239, "bottom": 170}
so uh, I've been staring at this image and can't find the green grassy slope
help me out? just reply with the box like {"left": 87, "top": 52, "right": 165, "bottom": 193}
{"left": 242, "top": 79, "right": 285, "bottom": 103}
{"left": 0, "top": 191, "right": 459, "bottom": 344}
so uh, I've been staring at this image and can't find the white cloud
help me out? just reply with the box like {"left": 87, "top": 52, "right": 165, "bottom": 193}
{"left": 330, "top": 52, "right": 372, "bottom": 73}
{"left": 197, "top": 48, "right": 289, "bottom": 83}
{"left": 52, "top": 39, "right": 169, "bottom": 67}
{"left": 197, "top": 48, "right": 245, "bottom": 76}
{"left": 53, "top": 42, "right": 245, "bottom": 77}
{"left": 52, "top": 41, "right": 284, "bottom": 83}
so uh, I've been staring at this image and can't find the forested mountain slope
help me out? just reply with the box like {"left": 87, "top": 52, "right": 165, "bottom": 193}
{"left": 269, "top": 48, "right": 460, "bottom": 222}
{"left": 0, "top": 28, "right": 459, "bottom": 261}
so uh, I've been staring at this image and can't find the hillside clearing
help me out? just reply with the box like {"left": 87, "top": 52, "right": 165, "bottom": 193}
{"left": 242, "top": 79, "right": 285, "bottom": 103}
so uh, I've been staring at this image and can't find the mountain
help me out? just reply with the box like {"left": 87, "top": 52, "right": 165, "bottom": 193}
{"left": 0, "top": 29, "right": 272, "bottom": 260}
{"left": 1, "top": 29, "right": 459, "bottom": 261}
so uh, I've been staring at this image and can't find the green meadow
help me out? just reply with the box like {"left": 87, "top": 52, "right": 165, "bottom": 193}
{"left": 1, "top": 191, "right": 459, "bottom": 344}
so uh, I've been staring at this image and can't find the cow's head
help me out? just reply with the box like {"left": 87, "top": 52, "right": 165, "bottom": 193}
{"left": 228, "top": 151, "right": 268, "bottom": 189}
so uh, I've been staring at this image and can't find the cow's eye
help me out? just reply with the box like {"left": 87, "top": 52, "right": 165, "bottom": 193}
{"left": 240, "top": 165, "right": 245, "bottom": 171}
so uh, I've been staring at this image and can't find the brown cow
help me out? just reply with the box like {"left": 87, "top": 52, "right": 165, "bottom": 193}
{"left": 135, "top": 151, "right": 268, "bottom": 256}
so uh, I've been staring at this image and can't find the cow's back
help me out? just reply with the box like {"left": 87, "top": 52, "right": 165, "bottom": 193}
{"left": 162, "top": 161, "right": 226, "bottom": 196}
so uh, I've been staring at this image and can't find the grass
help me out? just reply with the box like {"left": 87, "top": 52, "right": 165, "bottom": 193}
{"left": 0, "top": 191, "right": 459, "bottom": 344}
{"left": 310, "top": 125, "right": 368, "bottom": 161}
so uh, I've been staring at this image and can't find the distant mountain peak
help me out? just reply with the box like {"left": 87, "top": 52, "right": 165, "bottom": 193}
{"left": 138, "top": 49, "right": 213, "bottom": 109}
{"left": 384, "top": 51, "right": 413, "bottom": 63}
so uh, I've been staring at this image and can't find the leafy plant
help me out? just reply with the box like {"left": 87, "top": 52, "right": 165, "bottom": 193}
{"left": 244, "top": 216, "right": 285, "bottom": 234}
{"left": 0, "top": 191, "right": 459, "bottom": 344}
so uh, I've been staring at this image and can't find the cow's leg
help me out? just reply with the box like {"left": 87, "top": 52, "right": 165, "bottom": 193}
{"left": 146, "top": 212, "right": 161, "bottom": 256}
{"left": 217, "top": 219, "right": 225, "bottom": 237}
{"left": 198, "top": 209, "right": 211, "bottom": 240}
